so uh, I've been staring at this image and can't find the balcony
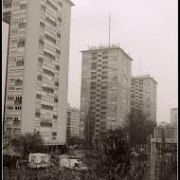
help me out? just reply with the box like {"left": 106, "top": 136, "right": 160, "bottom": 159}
{"left": 42, "top": 86, "right": 54, "bottom": 93}
{"left": 43, "top": 68, "right": 54, "bottom": 77}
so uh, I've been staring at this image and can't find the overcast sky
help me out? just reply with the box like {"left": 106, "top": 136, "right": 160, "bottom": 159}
{"left": 68, "top": 0, "right": 178, "bottom": 124}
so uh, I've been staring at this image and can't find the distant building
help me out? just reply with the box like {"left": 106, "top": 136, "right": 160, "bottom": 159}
{"left": 159, "top": 121, "right": 171, "bottom": 128}
{"left": 3, "top": 0, "right": 74, "bottom": 145}
{"left": 66, "top": 104, "right": 80, "bottom": 141}
{"left": 80, "top": 45, "right": 132, "bottom": 142}
{"left": 131, "top": 75, "right": 157, "bottom": 122}
{"left": 170, "top": 108, "right": 178, "bottom": 127}
{"left": 150, "top": 127, "right": 177, "bottom": 180}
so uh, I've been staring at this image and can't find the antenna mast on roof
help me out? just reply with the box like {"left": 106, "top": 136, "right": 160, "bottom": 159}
{"left": 109, "top": 13, "right": 111, "bottom": 48}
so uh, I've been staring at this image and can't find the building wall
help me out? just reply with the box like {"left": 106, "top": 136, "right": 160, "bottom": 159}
{"left": 66, "top": 104, "right": 80, "bottom": 141}
{"left": 3, "top": 0, "right": 74, "bottom": 145}
{"left": 80, "top": 46, "right": 132, "bottom": 141}
{"left": 2, "top": 22, "right": 9, "bottom": 120}
{"left": 21, "top": 0, "right": 41, "bottom": 135}
{"left": 131, "top": 75, "right": 157, "bottom": 122}
{"left": 57, "top": 0, "right": 73, "bottom": 144}
{"left": 170, "top": 108, "right": 178, "bottom": 127}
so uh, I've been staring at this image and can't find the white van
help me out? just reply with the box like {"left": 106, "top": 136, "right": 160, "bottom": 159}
{"left": 28, "top": 153, "right": 53, "bottom": 169}
{"left": 59, "top": 156, "right": 88, "bottom": 171}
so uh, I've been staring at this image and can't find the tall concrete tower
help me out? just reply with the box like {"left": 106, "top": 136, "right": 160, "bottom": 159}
{"left": 3, "top": 0, "right": 74, "bottom": 145}
{"left": 80, "top": 45, "right": 132, "bottom": 142}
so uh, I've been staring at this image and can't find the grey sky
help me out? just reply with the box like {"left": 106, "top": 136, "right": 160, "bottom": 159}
{"left": 68, "top": 0, "right": 178, "bottom": 124}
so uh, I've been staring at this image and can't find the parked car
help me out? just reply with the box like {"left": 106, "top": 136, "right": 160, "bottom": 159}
{"left": 27, "top": 153, "right": 54, "bottom": 169}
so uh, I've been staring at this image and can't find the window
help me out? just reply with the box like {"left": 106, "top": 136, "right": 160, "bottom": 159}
{"left": 16, "top": 60, "right": 24, "bottom": 66}
{"left": 92, "top": 52, "right": 97, "bottom": 56}
{"left": 20, "top": 4, "right": 27, "bottom": 10}
{"left": 57, "top": 17, "right": 62, "bottom": 23}
{"left": 8, "top": 96, "right": 14, "bottom": 100}
{"left": 139, "top": 80, "right": 143, "bottom": 85}
{"left": 46, "top": 17, "right": 56, "bottom": 27}
{"left": 46, "top": 0, "right": 58, "bottom": 11}
{"left": 15, "top": 106, "right": 21, "bottom": 110}
{"left": 56, "top": 49, "right": 60, "bottom": 58}
{"left": 92, "top": 56, "right": 97, "bottom": 60}
{"left": 18, "top": 38, "right": 25, "bottom": 47}
{"left": 19, "top": 22, "right": 26, "bottom": 29}
{"left": 40, "top": 22, "right": 45, "bottom": 32}
{"left": 45, "top": 34, "right": 56, "bottom": 44}
{"left": 102, "top": 56, "right": 108, "bottom": 59}
{"left": 55, "top": 65, "right": 60, "bottom": 71}
{"left": 11, "top": 39, "right": 17, "bottom": 44}
{"left": 54, "top": 81, "right": 59, "bottom": 87}
{"left": 42, "top": 86, "right": 54, "bottom": 93}
{"left": 43, "top": 69, "right": 54, "bottom": 76}
{"left": 11, "top": 29, "right": 18, "bottom": 34}
{"left": 102, "top": 86, "right": 107, "bottom": 90}
{"left": 57, "top": 33, "right": 61, "bottom": 39}
{"left": 40, "top": 122, "right": 52, "bottom": 127}
{"left": 41, "top": 5, "right": 46, "bottom": 14}
{"left": 39, "top": 39, "right": 44, "bottom": 51}
{"left": 7, "top": 106, "right": 13, "bottom": 110}
{"left": 36, "top": 94, "right": 41, "bottom": 99}
{"left": 91, "top": 62, "right": 97, "bottom": 70}
{"left": 42, "top": 104, "right": 53, "bottom": 110}
{"left": 8, "top": 87, "right": 15, "bottom": 91}
{"left": 35, "top": 111, "right": 41, "bottom": 117}
{"left": 53, "top": 115, "right": 58, "bottom": 119}
{"left": 102, "top": 76, "right": 107, "bottom": 80}
{"left": 13, "top": 1, "right": 19, "bottom": 7}
{"left": 44, "top": 51, "right": 55, "bottom": 60}
{"left": 15, "top": 79, "right": 23, "bottom": 86}
{"left": 37, "top": 75, "right": 42, "bottom": 81}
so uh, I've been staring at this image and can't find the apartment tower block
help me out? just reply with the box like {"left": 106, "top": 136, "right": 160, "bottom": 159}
{"left": 131, "top": 75, "right": 157, "bottom": 122}
{"left": 3, "top": 0, "right": 74, "bottom": 145}
{"left": 66, "top": 104, "right": 80, "bottom": 142}
{"left": 80, "top": 45, "right": 132, "bottom": 142}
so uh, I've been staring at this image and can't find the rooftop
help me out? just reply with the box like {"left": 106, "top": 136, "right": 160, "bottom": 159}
{"left": 81, "top": 44, "right": 133, "bottom": 61}
{"left": 66, "top": 0, "right": 75, "bottom": 6}
{"left": 132, "top": 74, "right": 158, "bottom": 84}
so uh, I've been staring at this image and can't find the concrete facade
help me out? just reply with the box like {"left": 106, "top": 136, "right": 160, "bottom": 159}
{"left": 66, "top": 104, "right": 80, "bottom": 141}
{"left": 3, "top": 0, "right": 74, "bottom": 145}
{"left": 131, "top": 75, "right": 157, "bottom": 122}
{"left": 2, "top": 22, "right": 9, "bottom": 121}
{"left": 170, "top": 108, "right": 178, "bottom": 127}
{"left": 80, "top": 45, "right": 132, "bottom": 141}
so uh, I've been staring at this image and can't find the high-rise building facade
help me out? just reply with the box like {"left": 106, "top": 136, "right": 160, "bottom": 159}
{"left": 131, "top": 75, "right": 157, "bottom": 122}
{"left": 66, "top": 104, "right": 80, "bottom": 141}
{"left": 170, "top": 108, "right": 178, "bottom": 127}
{"left": 3, "top": 0, "right": 74, "bottom": 145}
{"left": 80, "top": 45, "right": 132, "bottom": 141}
{"left": 2, "top": 22, "right": 9, "bottom": 124}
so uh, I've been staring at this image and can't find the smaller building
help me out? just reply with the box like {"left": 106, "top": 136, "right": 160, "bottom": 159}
{"left": 131, "top": 74, "right": 157, "bottom": 123}
{"left": 170, "top": 108, "right": 178, "bottom": 127}
{"left": 66, "top": 104, "right": 80, "bottom": 142}
{"left": 150, "top": 127, "right": 177, "bottom": 180}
